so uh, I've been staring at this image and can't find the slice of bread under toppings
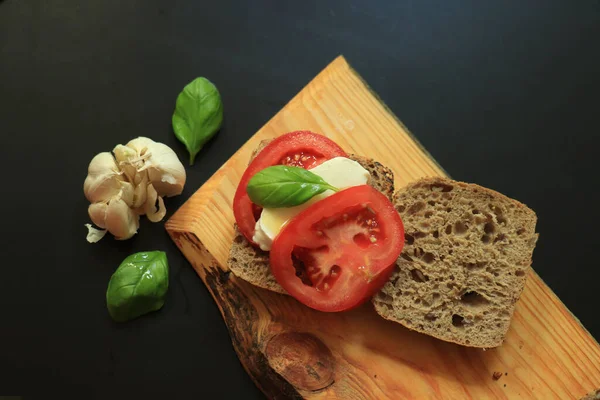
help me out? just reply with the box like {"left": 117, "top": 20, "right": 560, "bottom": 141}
{"left": 227, "top": 139, "right": 395, "bottom": 294}
{"left": 372, "top": 177, "right": 538, "bottom": 348}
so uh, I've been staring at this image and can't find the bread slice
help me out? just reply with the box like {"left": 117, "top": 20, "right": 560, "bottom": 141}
{"left": 372, "top": 177, "right": 538, "bottom": 348}
{"left": 227, "top": 139, "right": 395, "bottom": 294}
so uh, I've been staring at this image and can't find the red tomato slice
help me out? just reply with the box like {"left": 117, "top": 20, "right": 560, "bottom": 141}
{"left": 269, "top": 185, "right": 405, "bottom": 312}
{"left": 233, "top": 131, "right": 347, "bottom": 244}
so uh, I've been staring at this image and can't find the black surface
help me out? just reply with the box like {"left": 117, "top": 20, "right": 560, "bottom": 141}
{"left": 1, "top": 0, "right": 599, "bottom": 398}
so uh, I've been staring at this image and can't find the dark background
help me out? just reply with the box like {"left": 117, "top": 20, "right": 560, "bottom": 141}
{"left": 1, "top": 0, "right": 599, "bottom": 398}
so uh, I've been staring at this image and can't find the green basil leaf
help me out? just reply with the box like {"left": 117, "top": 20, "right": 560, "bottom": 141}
{"left": 172, "top": 77, "right": 223, "bottom": 165}
{"left": 247, "top": 165, "right": 339, "bottom": 208}
{"left": 106, "top": 251, "right": 169, "bottom": 322}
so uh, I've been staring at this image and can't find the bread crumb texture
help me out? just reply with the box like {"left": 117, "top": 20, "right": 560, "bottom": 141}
{"left": 373, "top": 177, "right": 538, "bottom": 348}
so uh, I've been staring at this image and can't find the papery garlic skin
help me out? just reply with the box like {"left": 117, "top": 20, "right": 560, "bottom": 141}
{"left": 83, "top": 152, "right": 124, "bottom": 203}
{"left": 85, "top": 224, "right": 107, "bottom": 243}
{"left": 145, "top": 184, "right": 167, "bottom": 222}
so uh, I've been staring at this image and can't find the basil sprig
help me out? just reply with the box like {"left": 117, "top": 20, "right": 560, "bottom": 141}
{"left": 106, "top": 251, "right": 169, "bottom": 322}
{"left": 247, "top": 165, "right": 339, "bottom": 208}
{"left": 172, "top": 77, "right": 223, "bottom": 165}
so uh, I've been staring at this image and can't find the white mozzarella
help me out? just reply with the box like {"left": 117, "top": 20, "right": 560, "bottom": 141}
{"left": 252, "top": 157, "right": 370, "bottom": 251}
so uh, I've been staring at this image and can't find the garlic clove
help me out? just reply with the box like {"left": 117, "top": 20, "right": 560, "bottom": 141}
{"left": 85, "top": 224, "right": 107, "bottom": 243}
{"left": 119, "top": 181, "right": 135, "bottom": 208}
{"left": 131, "top": 171, "right": 149, "bottom": 209}
{"left": 113, "top": 144, "right": 138, "bottom": 183}
{"left": 144, "top": 184, "right": 167, "bottom": 222}
{"left": 83, "top": 152, "right": 124, "bottom": 203}
{"left": 147, "top": 166, "right": 185, "bottom": 198}
{"left": 105, "top": 198, "right": 140, "bottom": 240}
{"left": 125, "top": 137, "right": 156, "bottom": 154}
{"left": 132, "top": 168, "right": 147, "bottom": 187}
{"left": 113, "top": 144, "right": 137, "bottom": 164}
{"left": 87, "top": 151, "right": 121, "bottom": 175}
{"left": 132, "top": 206, "right": 146, "bottom": 216}
{"left": 121, "top": 164, "right": 137, "bottom": 184}
{"left": 88, "top": 202, "right": 108, "bottom": 228}
{"left": 132, "top": 206, "right": 147, "bottom": 216}
{"left": 127, "top": 137, "right": 186, "bottom": 198}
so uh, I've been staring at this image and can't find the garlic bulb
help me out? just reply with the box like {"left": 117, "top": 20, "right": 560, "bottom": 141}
{"left": 83, "top": 137, "right": 186, "bottom": 243}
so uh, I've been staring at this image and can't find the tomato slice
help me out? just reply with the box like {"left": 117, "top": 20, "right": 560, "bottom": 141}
{"left": 233, "top": 131, "right": 347, "bottom": 245}
{"left": 269, "top": 185, "right": 405, "bottom": 312}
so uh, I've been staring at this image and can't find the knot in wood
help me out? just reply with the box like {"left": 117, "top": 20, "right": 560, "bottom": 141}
{"left": 265, "top": 332, "right": 334, "bottom": 392}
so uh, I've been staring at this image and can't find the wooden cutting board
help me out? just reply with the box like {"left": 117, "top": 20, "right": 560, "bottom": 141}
{"left": 165, "top": 56, "right": 600, "bottom": 399}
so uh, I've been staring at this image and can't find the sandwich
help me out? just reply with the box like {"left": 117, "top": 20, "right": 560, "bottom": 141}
{"left": 228, "top": 131, "right": 538, "bottom": 347}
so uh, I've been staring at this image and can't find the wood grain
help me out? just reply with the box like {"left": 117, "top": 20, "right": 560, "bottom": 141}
{"left": 165, "top": 56, "right": 600, "bottom": 399}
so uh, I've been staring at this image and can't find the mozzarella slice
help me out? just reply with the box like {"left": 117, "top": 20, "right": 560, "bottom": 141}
{"left": 252, "top": 157, "right": 370, "bottom": 251}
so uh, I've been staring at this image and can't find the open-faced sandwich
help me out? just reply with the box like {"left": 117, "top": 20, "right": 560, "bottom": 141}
{"left": 228, "top": 131, "right": 538, "bottom": 348}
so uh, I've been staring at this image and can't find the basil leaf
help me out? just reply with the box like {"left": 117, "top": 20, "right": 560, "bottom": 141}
{"left": 247, "top": 165, "right": 339, "bottom": 208}
{"left": 106, "top": 251, "right": 169, "bottom": 322}
{"left": 172, "top": 77, "right": 223, "bottom": 165}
